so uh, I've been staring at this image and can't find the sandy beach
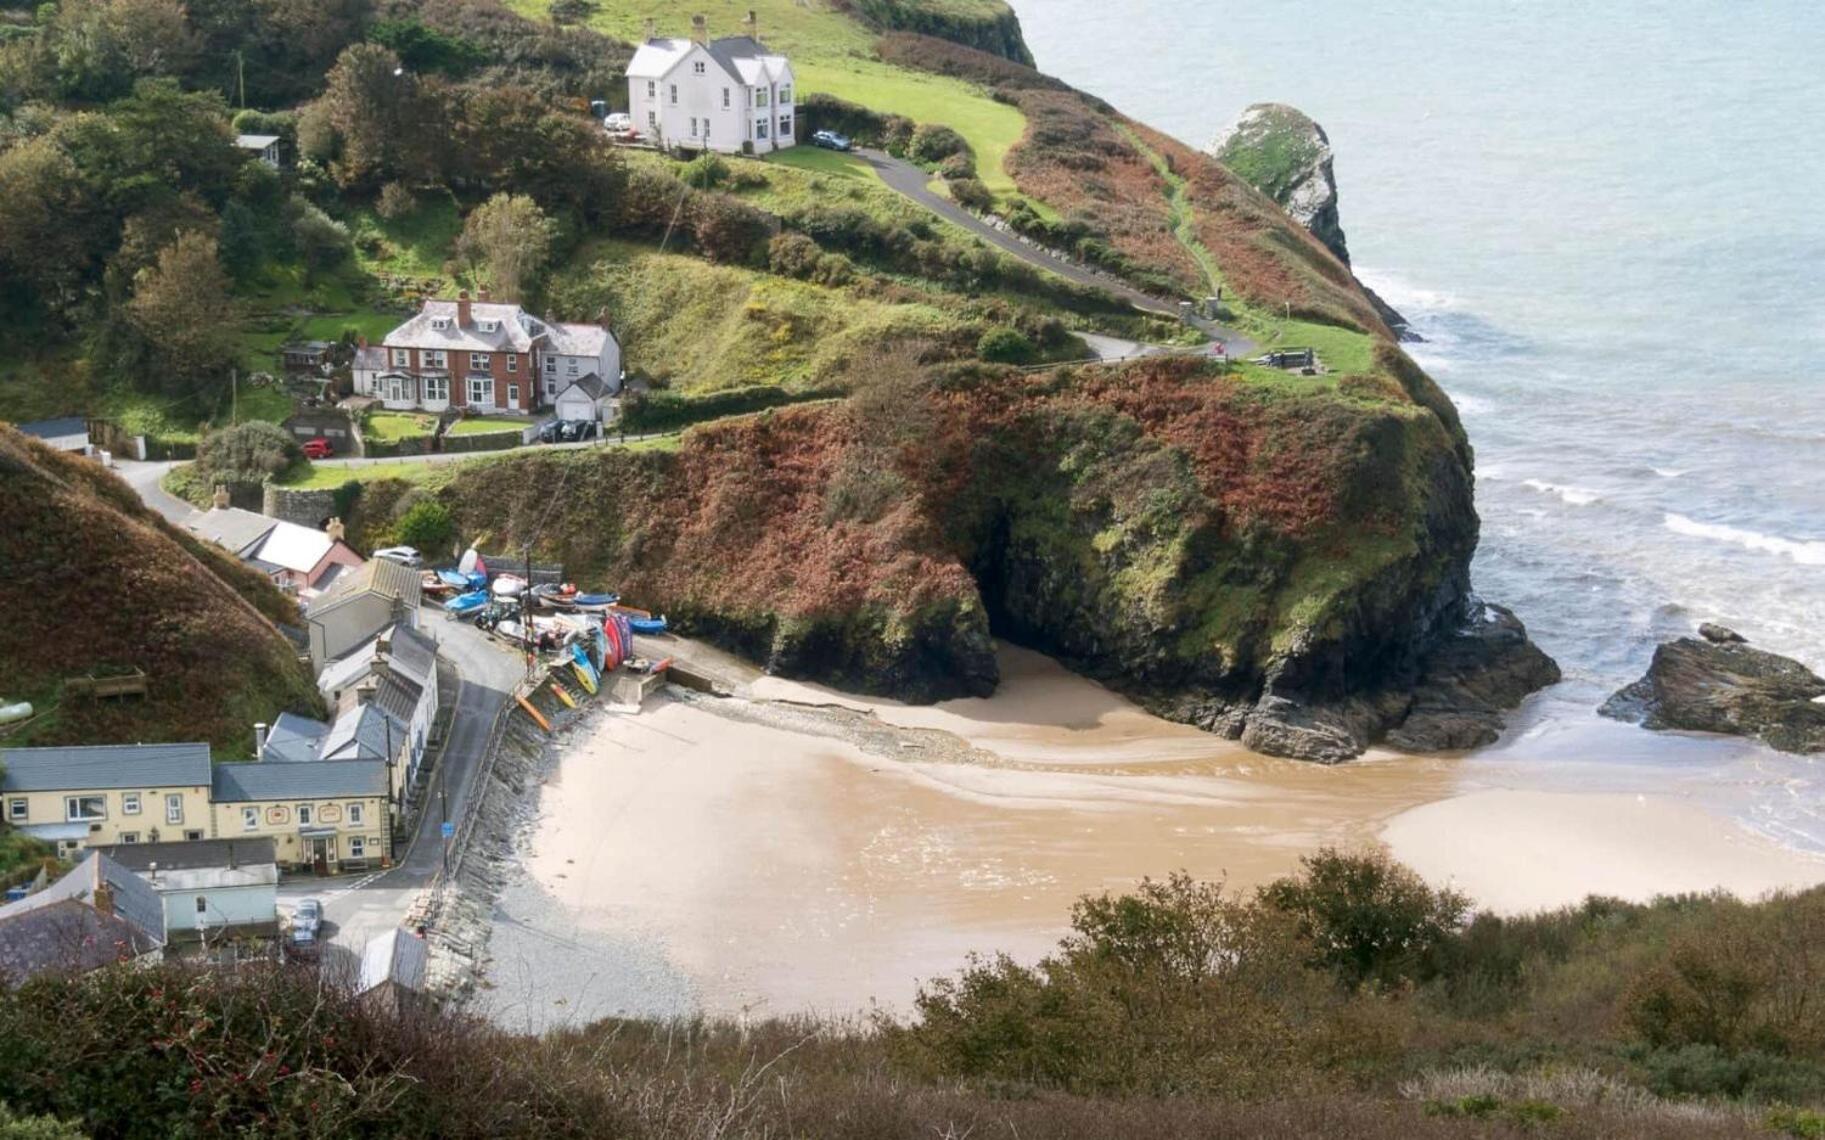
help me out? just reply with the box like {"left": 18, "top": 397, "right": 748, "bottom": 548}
{"left": 479, "top": 641, "right": 1825, "bottom": 1030}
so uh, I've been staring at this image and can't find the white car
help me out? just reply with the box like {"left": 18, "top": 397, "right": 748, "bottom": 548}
{"left": 603, "top": 112, "right": 632, "bottom": 133}
{"left": 373, "top": 546, "right": 422, "bottom": 568}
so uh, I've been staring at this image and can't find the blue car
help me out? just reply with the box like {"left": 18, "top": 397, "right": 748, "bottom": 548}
{"left": 812, "top": 130, "right": 852, "bottom": 152}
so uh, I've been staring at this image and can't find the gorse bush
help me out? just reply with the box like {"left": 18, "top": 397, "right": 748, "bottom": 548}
{"left": 194, "top": 421, "right": 299, "bottom": 485}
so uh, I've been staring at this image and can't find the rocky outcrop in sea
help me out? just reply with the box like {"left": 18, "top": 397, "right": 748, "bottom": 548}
{"left": 1210, "top": 103, "right": 1417, "bottom": 341}
{"left": 1600, "top": 624, "right": 1825, "bottom": 754}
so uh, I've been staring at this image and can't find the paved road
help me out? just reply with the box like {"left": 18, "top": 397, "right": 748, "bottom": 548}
{"left": 114, "top": 458, "right": 193, "bottom": 525}
{"left": 857, "top": 149, "right": 1257, "bottom": 355}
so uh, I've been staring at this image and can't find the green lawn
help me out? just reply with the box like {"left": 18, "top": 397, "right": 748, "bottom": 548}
{"left": 362, "top": 412, "right": 439, "bottom": 442}
{"left": 232, "top": 382, "right": 294, "bottom": 425}
{"left": 351, "top": 191, "right": 464, "bottom": 289}
{"left": 763, "top": 146, "right": 881, "bottom": 181}
{"left": 276, "top": 459, "right": 460, "bottom": 489}
{"left": 445, "top": 415, "right": 531, "bottom": 437}
{"left": 796, "top": 57, "right": 1024, "bottom": 195}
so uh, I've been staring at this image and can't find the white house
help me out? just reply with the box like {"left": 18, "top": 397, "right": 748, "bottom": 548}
{"left": 355, "top": 294, "right": 621, "bottom": 415}
{"left": 552, "top": 373, "right": 611, "bottom": 425}
{"left": 235, "top": 133, "right": 282, "bottom": 169}
{"left": 626, "top": 15, "right": 796, "bottom": 155}
{"left": 93, "top": 838, "right": 279, "bottom": 941}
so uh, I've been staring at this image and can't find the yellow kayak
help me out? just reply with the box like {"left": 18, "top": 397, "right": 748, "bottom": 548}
{"left": 550, "top": 679, "right": 578, "bottom": 709}
{"left": 570, "top": 660, "right": 598, "bottom": 695}
{"left": 516, "top": 694, "right": 551, "bottom": 733}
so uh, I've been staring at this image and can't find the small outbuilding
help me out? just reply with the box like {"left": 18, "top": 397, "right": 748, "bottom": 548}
{"left": 552, "top": 373, "right": 611, "bottom": 425}
{"left": 235, "top": 133, "right": 282, "bottom": 168}
{"left": 14, "top": 417, "right": 90, "bottom": 455}
{"left": 92, "top": 838, "right": 279, "bottom": 944}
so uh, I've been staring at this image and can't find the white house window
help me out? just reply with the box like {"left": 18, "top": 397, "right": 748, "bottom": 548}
{"left": 431, "top": 317, "right": 451, "bottom": 330}
{"left": 6, "top": 798, "right": 25, "bottom": 822}
{"left": 780, "top": 84, "right": 792, "bottom": 104}
{"left": 692, "top": 60, "right": 705, "bottom": 75}
{"left": 65, "top": 796, "right": 106, "bottom": 822}
{"left": 544, "top": 377, "right": 557, "bottom": 398}
{"left": 669, "top": 84, "right": 678, "bottom": 105}
{"left": 423, "top": 376, "right": 449, "bottom": 403}
{"left": 391, "top": 348, "right": 408, "bottom": 367}
{"left": 756, "top": 88, "right": 770, "bottom": 108}
{"left": 122, "top": 792, "right": 141, "bottom": 815}
{"left": 468, "top": 376, "right": 494, "bottom": 406}
{"left": 470, "top": 352, "right": 490, "bottom": 371}
{"left": 298, "top": 805, "right": 312, "bottom": 825}
{"left": 120, "top": 832, "right": 139, "bottom": 844}
{"left": 195, "top": 896, "right": 208, "bottom": 914}
{"left": 690, "top": 116, "right": 698, "bottom": 137}
{"left": 506, "top": 355, "right": 518, "bottom": 373}
{"left": 350, "top": 836, "right": 367, "bottom": 858}
{"left": 242, "top": 807, "right": 258, "bottom": 831}
{"left": 756, "top": 120, "right": 769, "bottom": 139}
{"left": 567, "top": 361, "right": 578, "bottom": 376}
{"left": 386, "top": 376, "right": 409, "bottom": 403}
{"left": 779, "top": 115, "right": 792, "bottom": 139}
{"left": 166, "top": 793, "right": 182, "bottom": 823}
{"left": 349, "top": 803, "right": 364, "bottom": 825}
{"left": 507, "top": 383, "right": 519, "bottom": 406}
{"left": 647, "top": 80, "right": 655, "bottom": 97}
{"left": 183, "top": 829, "right": 203, "bottom": 841}
{"left": 545, "top": 357, "right": 556, "bottom": 373}
{"left": 722, "top": 87, "right": 730, "bottom": 109}
{"left": 648, "top": 110, "right": 657, "bottom": 129}
{"left": 424, "top": 350, "right": 447, "bottom": 369}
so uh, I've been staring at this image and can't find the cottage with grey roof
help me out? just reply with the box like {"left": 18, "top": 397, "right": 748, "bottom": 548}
{"left": 2, "top": 743, "right": 214, "bottom": 856}
{"left": 357, "top": 292, "right": 620, "bottom": 414}
{"left": 0, "top": 853, "right": 165, "bottom": 984}
{"left": 626, "top": 11, "right": 795, "bottom": 154}
{"left": 93, "top": 838, "right": 279, "bottom": 942}
{"left": 211, "top": 760, "right": 390, "bottom": 874}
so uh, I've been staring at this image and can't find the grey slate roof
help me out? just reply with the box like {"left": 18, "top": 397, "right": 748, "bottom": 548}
{"left": 358, "top": 926, "right": 428, "bottom": 994}
{"left": 0, "top": 854, "right": 165, "bottom": 983}
{"left": 16, "top": 417, "right": 88, "bottom": 440}
{"left": 0, "top": 743, "right": 212, "bottom": 793}
{"left": 211, "top": 759, "right": 388, "bottom": 802}
{"left": 94, "top": 838, "right": 277, "bottom": 874}
{"left": 312, "top": 557, "right": 422, "bottom": 613}
{"left": 388, "top": 624, "right": 439, "bottom": 689}
{"left": 556, "top": 373, "right": 609, "bottom": 402}
{"left": 184, "top": 507, "right": 279, "bottom": 558}
{"left": 263, "top": 712, "right": 330, "bottom": 764}
{"left": 318, "top": 703, "right": 405, "bottom": 762}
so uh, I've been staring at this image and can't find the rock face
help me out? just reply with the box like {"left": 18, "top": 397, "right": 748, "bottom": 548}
{"left": 1210, "top": 103, "right": 1415, "bottom": 341}
{"left": 434, "top": 356, "right": 1556, "bottom": 763}
{"left": 1601, "top": 628, "right": 1825, "bottom": 754}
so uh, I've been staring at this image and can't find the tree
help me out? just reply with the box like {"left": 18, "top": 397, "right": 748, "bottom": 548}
{"left": 454, "top": 193, "right": 553, "bottom": 303}
{"left": 195, "top": 420, "right": 299, "bottom": 484}
{"left": 392, "top": 498, "right": 454, "bottom": 551}
{"left": 0, "top": 136, "right": 101, "bottom": 326}
{"left": 286, "top": 195, "right": 352, "bottom": 277}
{"left": 314, "top": 43, "right": 443, "bottom": 191}
{"left": 125, "top": 231, "right": 242, "bottom": 399}
{"left": 48, "top": 0, "right": 199, "bottom": 102}
{"left": 1257, "top": 847, "right": 1469, "bottom": 990}
{"left": 977, "top": 326, "right": 1036, "bottom": 364}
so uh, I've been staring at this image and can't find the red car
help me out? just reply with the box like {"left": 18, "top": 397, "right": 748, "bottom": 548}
{"left": 301, "top": 437, "right": 333, "bottom": 459}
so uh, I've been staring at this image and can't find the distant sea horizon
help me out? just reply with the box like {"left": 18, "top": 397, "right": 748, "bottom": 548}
{"left": 1012, "top": 0, "right": 1825, "bottom": 855}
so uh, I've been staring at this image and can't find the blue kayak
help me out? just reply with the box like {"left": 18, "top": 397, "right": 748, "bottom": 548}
{"left": 573, "top": 593, "right": 620, "bottom": 608}
{"left": 439, "top": 569, "right": 486, "bottom": 590}
{"left": 444, "top": 590, "right": 488, "bottom": 615}
{"left": 568, "top": 642, "right": 599, "bottom": 685}
{"left": 628, "top": 615, "right": 668, "bottom": 635}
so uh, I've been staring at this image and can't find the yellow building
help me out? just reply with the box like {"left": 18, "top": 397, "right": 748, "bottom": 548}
{"left": 1, "top": 744, "right": 213, "bottom": 857}
{"left": 209, "top": 760, "right": 390, "bottom": 874}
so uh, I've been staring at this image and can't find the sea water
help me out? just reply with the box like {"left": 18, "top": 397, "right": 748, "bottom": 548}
{"left": 1014, "top": 0, "right": 1825, "bottom": 853}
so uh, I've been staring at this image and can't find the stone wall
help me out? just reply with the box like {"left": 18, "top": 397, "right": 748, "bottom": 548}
{"left": 263, "top": 485, "right": 339, "bottom": 529}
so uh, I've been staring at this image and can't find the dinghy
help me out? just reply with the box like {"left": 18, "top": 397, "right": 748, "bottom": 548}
{"left": 627, "top": 615, "right": 669, "bottom": 635}
{"left": 444, "top": 590, "right": 488, "bottom": 616}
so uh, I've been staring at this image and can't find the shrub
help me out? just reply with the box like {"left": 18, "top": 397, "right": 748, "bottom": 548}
{"left": 688, "top": 192, "right": 772, "bottom": 264}
{"left": 811, "top": 252, "right": 855, "bottom": 287}
{"left": 376, "top": 180, "right": 416, "bottom": 220}
{"left": 195, "top": 421, "right": 299, "bottom": 485}
{"left": 682, "top": 152, "right": 731, "bottom": 189}
{"left": 977, "top": 326, "right": 1036, "bottom": 364}
{"left": 798, "top": 92, "right": 913, "bottom": 152}
{"left": 948, "top": 176, "right": 994, "bottom": 213}
{"left": 1258, "top": 848, "right": 1470, "bottom": 990}
{"left": 768, "top": 231, "right": 822, "bottom": 278}
{"left": 937, "top": 151, "right": 976, "bottom": 180}
{"left": 392, "top": 498, "right": 454, "bottom": 552}
{"left": 908, "top": 122, "right": 970, "bottom": 164}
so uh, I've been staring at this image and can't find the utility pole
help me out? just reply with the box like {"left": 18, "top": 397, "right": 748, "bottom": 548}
{"left": 235, "top": 50, "right": 246, "bottom": 110}
{"left": 231, "top": 368, "right": 238, "bottom": 425}
{"left": 522, "top": 542, "right": 536, "bottom": 679}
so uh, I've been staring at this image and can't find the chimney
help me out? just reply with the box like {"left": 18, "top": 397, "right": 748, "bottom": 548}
{"left": 376, "top": 633, "right": 391, "bottom": 656}
{"left": 254, "top": 722, "right": 269, "bottom": 756}
{"left": 326, "top": 517, "right": 346, "bottom": 542}
{"left": 478, "top": 287, "right": 490, "bottom": 303}
{"left": 92, "top": 881, "right": 114, "bottom": 917}
{"left": 370, "top": 653, "right": 390, "bottom": 682}
{"left": 456, "top": 290, "right": 472, "bottom": 328}
{"left": 643, "top": 17, "right": 656, "bottom": 41}
{"left": 744, "top": 8, "right": 757, "bottom": 40}
{"left": 691, "top": 13, "right": 707, "bottom": 44}
{"left": 356, "top": 333, "right": 368, "bottom": 349}
{"left": 212, "top": 484, "right": 230, "bottom": 509}
{"left": 356, "top": 677, "right": 378, "bottom": 707}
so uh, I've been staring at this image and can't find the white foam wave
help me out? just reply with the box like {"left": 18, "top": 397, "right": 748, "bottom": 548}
{"left": 1664, "top": 513, "right": 1825, "bottom": 566}
{"left": 1522, "top": 479, "right": 1602, "bottom": 507}
{"left": 1652, "top": 467, "right": 1688, "bottom": 478}
{"left": 1450, "top": 392, "right": 1494, "bottom": 416}
{"left": 1353, "top": 267, "right": 1459, "bottom": 313}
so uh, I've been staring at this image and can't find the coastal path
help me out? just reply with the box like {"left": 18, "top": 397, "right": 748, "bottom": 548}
{"left": 856, "top": 149, "right": 1257, "bottom": 356}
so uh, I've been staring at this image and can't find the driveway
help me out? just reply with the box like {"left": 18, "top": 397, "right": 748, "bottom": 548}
{"left": 856, "top": 149, "right": 1256, "bottom": 355}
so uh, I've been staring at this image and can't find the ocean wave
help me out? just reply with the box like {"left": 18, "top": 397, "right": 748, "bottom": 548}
{"left": 1653, "top": 467, "right": 1688, "bottom": 478}
{"left": 1352, "top": 267, "right": 1459, "bottom": 313}
{"left": 1664, "top": 513, "right": 1825, "bottom": 565}
{"left": 1522, "top": 479, "right": 1603, "bottom": 506}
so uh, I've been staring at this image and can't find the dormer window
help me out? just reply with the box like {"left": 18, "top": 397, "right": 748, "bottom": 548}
{"left": 478, "top": 319, "right": 500, "bottom": 333}
{"left": 431, "top": 317, "right": 451, "bottom": 331}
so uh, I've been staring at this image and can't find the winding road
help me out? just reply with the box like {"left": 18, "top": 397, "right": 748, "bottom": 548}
{"left": 856, "top": 148, "right": 1257, "bottom": 356}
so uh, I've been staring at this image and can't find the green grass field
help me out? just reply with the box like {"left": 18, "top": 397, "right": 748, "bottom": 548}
{"left": 275, "top": 459, "right": 462, "bottom": 489}
{"left": 762, "top": 145, "right": 881, "bottom": 181}
{"left": 351, "top": 191, "right": 463, "bottom": 289}
{"left": 362, "top": 412, "right": 439, "bottom": 442}
{"left": 445, "top": 415, "right": 531, "bottom": 437}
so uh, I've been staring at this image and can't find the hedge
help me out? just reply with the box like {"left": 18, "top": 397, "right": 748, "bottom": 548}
{"left": 621, "top": 385, "right": 844, "bottom": 433}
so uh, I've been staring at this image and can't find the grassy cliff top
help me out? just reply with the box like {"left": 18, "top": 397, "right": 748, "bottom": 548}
{"left": 0, "top": 426, "right": 324, "bottom": 754}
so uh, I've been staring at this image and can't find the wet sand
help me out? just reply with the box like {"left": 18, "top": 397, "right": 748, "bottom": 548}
{"left": 480, "top": 642, "right": 1825, "bottom": 1030}
{"left": 1382, "top": 789, "right": 1825, "bottom": 913}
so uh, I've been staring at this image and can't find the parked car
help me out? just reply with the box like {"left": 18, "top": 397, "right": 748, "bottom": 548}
{"left": 812, "top": 130, "right": 852, "bottom": 152}
{"left": 537, "top": 419, "right": 565, "bottom": 444}
{"left": 374, "top": 546, "right": 422, "bottom": 568}
{"left": 603, "top": 112, "right": 631, "bottom": 133}
{"left": 300, "top": 437, "right": 333, "bottom": 459}
{"left": 289, "top": 898, "right": 322, "bottom": 953}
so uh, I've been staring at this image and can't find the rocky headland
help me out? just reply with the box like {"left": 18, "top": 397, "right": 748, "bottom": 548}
{"left": 1211, "top": 102, "right": 1417, "bottom": 340}
{"left": 1601, "top": 624, "right": 1825, "bottom": 754}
